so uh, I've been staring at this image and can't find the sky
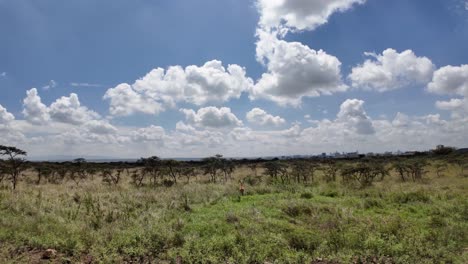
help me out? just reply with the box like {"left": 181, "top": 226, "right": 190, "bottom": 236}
{"left": 0, "top": 0, "right": 468, "bottom": 159}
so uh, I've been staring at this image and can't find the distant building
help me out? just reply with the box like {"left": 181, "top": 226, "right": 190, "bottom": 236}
{"left": 346, "top": 152, "right": 359, "bottom": 158}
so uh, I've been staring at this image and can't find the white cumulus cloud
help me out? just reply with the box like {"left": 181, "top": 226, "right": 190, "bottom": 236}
{"left": 428, "top": 65, "right": 468, "bottom": 118}
{"left": 251, "top": 29, "right": 347, "bottom": 106}
{"left": 0, "top": 104, "right": 14, "bottom": 124}
{"left": 428, "top": 64, "right": 468, "bottom": 96}
{"left": 49, "top": 93, "right": 100, "bottom": 125}
{"left": 257, "top": 0, "right": 366, "bottom": 32}
{"left": 180, "top": 106, "right": 243, "bottom": 128}
{"left": 246, "top": 108, "right": 286, "bottom": 127}
{"left": 85, "top": 120, "right": 118, "bottom": 135}
{"left": 349, "top": 49, "right": 435, "bottom": 92}
{"left": 104, "top": 60, "right": 253, "bottom": 116}
{"left": 337, "top": 99, "right": 375, "bottom": 135}
{"left": 103, "top": 83, "right": 163, "bottom": 116}
{"left": 131, "top": 125, "right": 166, "bottom": 142}
{"left": 22, "top": 88, "right": 50, "bottom": 125}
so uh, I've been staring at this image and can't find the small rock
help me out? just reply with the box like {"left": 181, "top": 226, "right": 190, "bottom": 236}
{"left": 42, "top": 249, "right": 57, "bottom": 259}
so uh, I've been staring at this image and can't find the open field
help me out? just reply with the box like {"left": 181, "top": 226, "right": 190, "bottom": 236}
{"left": 0, "top": 156, "right": 467, "bottom": 263}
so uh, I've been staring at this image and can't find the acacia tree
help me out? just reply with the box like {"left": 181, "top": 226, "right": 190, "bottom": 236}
{"left": 69, "top": 158, "right": 90, "bottom": 186}
{"left": 290, "top": 161, "right": 318, "bottom": 183}
{"left": 322, "top": 161, "right": 340, "bottom": 183}
{"left": 341, "top": 162, "right": 388, "bottom": 188}
{"left": 164, "top": 159, "right": 180, "bottom": 184}
{"left": 220, "top": 159, "right": 235, "bottom": 182}
{"left": 34, "top": 163, "right": 53, "bottom": 185}
{"left": 433, "top": 161, "right": 448, "bottom": 177}
{"left": 263, "top": 161, "right": 289, "bottom": 183}
{"left": 180, "top": 167, "right": 197, "bottom": 183}
{"left": 51, "top": 164, "right": 69, "bottom": 184}
{"left": 393, "top": 160, "right": 411, "bottom": 182}
{"left": 393, "top": 159, "right": 427, "bottom": 182}
{"left": 203, "top": 154, "right": 224, "bottom": 183}
{"left": 101, "top": 167, "right": 123, "bottom": 185}
{"left": 0, "top": 145, "right": 28, "bottom": 190}
{"left": 139, "top": 156, "right": 162, "bottom": 185}
{"left": 407, "top": 159, "right": 428, "bottom": 181}
{"left": 131, "top": 169, "right": 145, "bottom": 187}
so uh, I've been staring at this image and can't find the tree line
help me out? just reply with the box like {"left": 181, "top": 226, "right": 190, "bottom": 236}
{"left": 0, "top": 144, "right": 467, "bottom": 190}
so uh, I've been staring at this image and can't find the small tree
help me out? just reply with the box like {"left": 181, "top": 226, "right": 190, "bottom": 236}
{"left": 164, "top": 159, "right": 180, "bottom": 184}
{"left": 69, "top": 158, "right": 90, "bottom": 186}
{"left": 203, "top": 154, "right": 224, "bottom": 183}
{"left": 0, "top": 145, "right": 28, "bottom": 190}
{"left": 320, "top": 161, "right": 340, "bottom": 183}
{"left": 101, "top": 168, "right": 123, "bottom": 185}
{"left": 51, "top": 164, "right": 69, "bottom": 184}
{"left": 131, "top": 169, "right": 145, "bottom": 187}
{"left": 341, "top": 163, "right": 384, "bottom": 188}
{"left": 180, "top": 167, "right": 197, "bottom": 183}
{"left": 393, "top": 160, "right": 411, "bottom": 182}
{"left": 434, "top": 161, "right": 448, "bottom": 177}
{"left": 138, "top": 156, "right": 162, "bottom": 185}
{"left": 393, "top": 159, "right": 427, "bottom": 182}
{"left": 263, "top": 161, "right": 289, "bottom": 183}
{"left": 34, "top": 163, "right": 53, "bottom": 185}
{"left": 291, "top": 161, "right": 318, "bottom": 183}
{"left": 220, "top": 159, "right": 235, "bottom": 182}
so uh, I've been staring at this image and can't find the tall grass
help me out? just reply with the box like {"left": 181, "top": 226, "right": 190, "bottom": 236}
{"left": 0, "top": 161, "right": 467, "bottom": 263}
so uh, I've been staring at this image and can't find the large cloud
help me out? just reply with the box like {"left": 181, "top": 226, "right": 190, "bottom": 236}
{"left": 22, "top": 88, "right": 50, "bottom": 125}
{"left": 246, "top": 107, "right": 286, "bottom": 127}
{"left": 22, "top": 88, "right": 104, "bottom": 126}
{"left": 180, "top": 106, "right": 243, "bottom": 128}
{"left": 0, "top": 105, "right": 25, "bottom": 146}
{"left": 104, "top": 60, "right": 253, "bottom": 116}
{"left": 251, "top": 30, "right": 347, "bottom": 106}
{"left": 428, "top": 65, "right": 468, "bottom": 118}
{"left": 49, "top": 93, "right": 100, "bottom": 125}
{"left": 337, "top": 99, "right": 375, "bottom": 135}
{"left": 0, "top": 104, "right": 15, "bottom": 125}
{"left": 84, "top": 120, "right": 118, "bottom": 135}
{"left": 257, "top": 0, "right": 366, "bottom": 32}
{"left": 131, "top": 125, "right": 166, "bottom": 142}
{"left": 428, "top": 65, "right": 468, "bottom": 96}
{"left": 349, "top": 49, "right": 435, "bottom": 92}
{"left": 103, "top": 83, "right": 162, "bottom": 116}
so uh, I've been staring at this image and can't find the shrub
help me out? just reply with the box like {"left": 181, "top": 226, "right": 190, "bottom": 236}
{"left": 226, "top": 211, "right": 239, "bottom": 224}
{"left": 282, "top": 203, "right": 312, "bottom": 217}
{"left": 393, "top": 190, "right": 431, "bottom": 204}
{"left": 286, "top": 231, "right": 321, "bottom": 252}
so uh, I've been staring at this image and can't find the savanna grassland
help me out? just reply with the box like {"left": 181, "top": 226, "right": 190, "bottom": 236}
{"left": 0, "top": 154, "right": 467, "bottom": 263}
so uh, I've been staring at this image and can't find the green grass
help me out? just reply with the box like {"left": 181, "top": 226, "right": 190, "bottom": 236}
{"left": 0, "top": 163, "right": 467, "bottom": 263}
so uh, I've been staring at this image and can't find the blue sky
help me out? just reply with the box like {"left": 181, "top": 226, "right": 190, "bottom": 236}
{"left": 0, "top": 0, "right": 467, "bottom": 158}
